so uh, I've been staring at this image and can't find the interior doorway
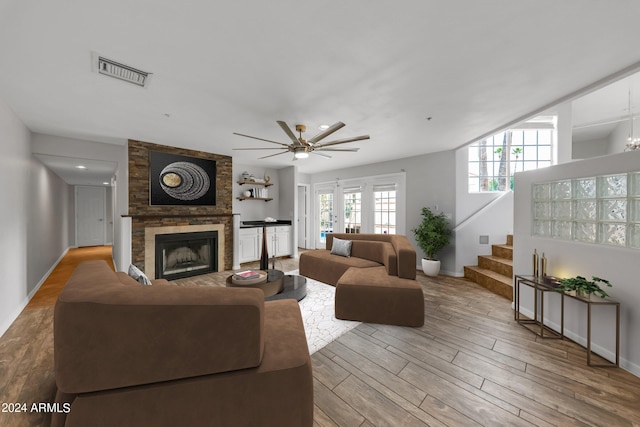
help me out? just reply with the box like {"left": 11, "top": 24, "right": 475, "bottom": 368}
{"left": 297, "top": 184, "right": 310, "bottom": 249}
{"left": 76, "top": 186, "right": 106, "bottom": 247}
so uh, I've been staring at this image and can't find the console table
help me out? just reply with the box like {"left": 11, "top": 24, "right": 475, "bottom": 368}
{"left": 514, "top": 275, "right": 620, "bottom": 367}
{"left": 514, "top": 275, "right": 564, "bottom": 339}
{"left": 564, "top": 291, "right": 620, "bottom": 367}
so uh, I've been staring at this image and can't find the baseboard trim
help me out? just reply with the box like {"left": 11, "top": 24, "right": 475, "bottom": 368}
{"left": 441, "top": 270, "right": 464, "bottom": 277}
{"left": 415, "top": 265, "right": 464, "bottom": 278}
{"left": 0, "top": 246, "right": 71, "bottom": 339}
{"left": 514, "top": 304, "right": 640, "bottom": 378}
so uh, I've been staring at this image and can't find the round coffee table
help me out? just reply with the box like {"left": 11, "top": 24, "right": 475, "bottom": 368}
{"left": 226, "top": 270, "right": 306, "bottom": 301}
{"left": 226, "top": 270, "right": 284, "bottom": 298}
{"left": 266, "top": 274, "right": 307, "bottom": 302}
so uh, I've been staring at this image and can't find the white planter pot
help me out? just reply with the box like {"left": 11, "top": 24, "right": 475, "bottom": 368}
{"left": 421, "top": 258, "right": 440, "bottom": 277}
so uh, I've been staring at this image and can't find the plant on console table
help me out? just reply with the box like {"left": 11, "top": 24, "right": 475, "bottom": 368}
{"left": 412, "top": 207, "right": 451, "bottom": 277}
{"left": 555, "top": 276, "right": 612, "bottom": 299}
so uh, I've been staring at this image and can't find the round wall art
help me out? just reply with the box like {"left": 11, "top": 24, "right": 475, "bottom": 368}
{"left": 159, "top": 161, "right": 210, "bottom": 201}
{"left": 149, "top": 151, "right": 217, "bottom": 206}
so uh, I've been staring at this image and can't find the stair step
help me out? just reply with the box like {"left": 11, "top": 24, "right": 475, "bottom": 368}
{"left": 492, "top": 244, "right": 513, "bottom": 260}
{"left": 478, "top": 255, "right": 513, "bottom": 277}
{"left": 506, "top": 234, "right": 513, "bottom": 246}
{"left": 463, "top": 266, "right": 513, "bottom": 301}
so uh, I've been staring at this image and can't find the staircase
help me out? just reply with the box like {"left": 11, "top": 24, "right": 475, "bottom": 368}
{"left": 464, "top": 235, "right": 513, "bottom": 300}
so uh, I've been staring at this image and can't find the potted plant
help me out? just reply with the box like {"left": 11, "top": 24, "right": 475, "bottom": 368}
{"left": 412, "top": 207, "right": 451, "bottom": 276}
{"left": 555, "top": 275, "right": 612, "bottom": 299}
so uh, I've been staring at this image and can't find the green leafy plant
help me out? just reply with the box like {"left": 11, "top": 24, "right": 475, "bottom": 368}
{"left": 412, "top": 207, "right": 451, "bottom": 260}
{"left": 555, "top": 276, "right": 612, "bottom": 298}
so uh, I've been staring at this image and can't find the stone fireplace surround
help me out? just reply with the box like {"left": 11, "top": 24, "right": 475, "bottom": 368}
{"left": 128, "top": 140, "right": 233, "bottom": 274}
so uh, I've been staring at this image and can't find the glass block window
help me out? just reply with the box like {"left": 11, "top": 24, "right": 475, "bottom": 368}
{"left": 533, "top": 172, "right": 640, "bottom": 249}
{"left": 469, "top": 123, "right": 555, "bottom": 193}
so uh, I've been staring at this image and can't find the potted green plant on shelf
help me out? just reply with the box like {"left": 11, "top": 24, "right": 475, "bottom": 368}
{"left": 412, "top": 207, "right": 451, "bottom": 277}
{"left": 555, "top": 276, "right": 612, "bottom": 299}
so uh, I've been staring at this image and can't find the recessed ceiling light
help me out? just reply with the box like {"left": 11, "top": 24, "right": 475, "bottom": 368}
{"left": 103, "top": 182, "right": 109, "bottom": 185}
{"left": 76, "top": 165, "right": 87, "bottom": 169}
{"left": 319, "top": 124, "right": 330, "bottom": 130}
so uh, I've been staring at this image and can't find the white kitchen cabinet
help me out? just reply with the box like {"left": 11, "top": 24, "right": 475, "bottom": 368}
{"left": 238, "top": 226, "right": 291, "bottom": 264}
{"left": 266, "top": 226, "right": 291, "bottom": 257}
{"left": 273, "top": 226, "right": 291, "bottom": 257}
{"left": 238, "top": 227, "right": 261, "bottom": 264}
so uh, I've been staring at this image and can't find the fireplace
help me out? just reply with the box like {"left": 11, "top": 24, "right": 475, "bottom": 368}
{"left": 155, "top": 231, "right": 218, "bottom": 280}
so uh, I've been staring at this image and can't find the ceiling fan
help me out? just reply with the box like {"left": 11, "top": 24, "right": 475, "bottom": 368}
{"left": 232, "top": 121, "right": 370, "bottom": 160}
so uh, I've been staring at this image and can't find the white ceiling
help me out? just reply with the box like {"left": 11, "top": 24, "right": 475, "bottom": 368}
{"left": 2, "top": 0, "right": 640, "bottom": 181}
{"left": 33, "top": 154, "right": 117, "bottom": 186}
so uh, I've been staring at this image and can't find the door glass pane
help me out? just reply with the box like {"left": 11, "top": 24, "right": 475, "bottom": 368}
{"left": 344, "top": 191, "right": 362, "bottom": 233}
{"left": 374, "top": 190, "right": 396, "bottom": 234}
{"left": 318, "top": 193, "right": 333, "bottom": 244}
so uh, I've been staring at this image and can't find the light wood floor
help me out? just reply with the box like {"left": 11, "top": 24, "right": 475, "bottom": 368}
{"left": 1, "top": 247, "right": 639, "bottom": 427}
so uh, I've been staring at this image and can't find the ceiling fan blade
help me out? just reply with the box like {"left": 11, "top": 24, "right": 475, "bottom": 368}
{"left": 308, "top": 122, "right": 345, "bottom": 145}
{"left": 314, "top": 135, "right": 370, "bottom": 148}
{"left": 310, "top": 151, "right": 332, "bottom": 159}
{"left": 315, "top": 147, "right": 360, "bottom": 152}
{"left": 258, "top": 150, "right": 290, "bottom": 159}
{"left": 233, "top": 147, "right": 290, "bottom": 150}
{"left": 233, "top": 132, "right": 290, "bottom": 147}
{"left": 276, "top": 121, "right": 299, "bottom": 144}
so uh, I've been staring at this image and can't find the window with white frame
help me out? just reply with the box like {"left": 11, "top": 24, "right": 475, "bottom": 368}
{"left": 468, "top": 119, "right": 555, "bottom": 193}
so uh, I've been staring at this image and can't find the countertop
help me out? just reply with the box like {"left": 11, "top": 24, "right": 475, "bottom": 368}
{"left": 240, "top": 220, "right": 292, "bottom": 228}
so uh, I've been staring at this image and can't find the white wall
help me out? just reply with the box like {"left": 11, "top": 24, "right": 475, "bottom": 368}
{"left": 0, "top": 98, "right": 31, "bottom": 337}
{"left": 572, "top": 138, "right": 609, "bottom": 159}
{"left": 27, "top": 157, "right": 71, "bottom": 290}
{"left": 0, "top": 101, "right": 71, "bottom": 338}
{"left": 514, "top": 149, "right": 640, "bottom": 375}
{"left": 607, "top": 121, "right": 631, "bottom": 155}
{"left": 309, "top": 150, "right": 456, "bottom": 273}
{"left": 278, "top": 166, "right": 297, "bottom": 257}
{"left": 232, "top": 163, "right": 280, "bottom": 222}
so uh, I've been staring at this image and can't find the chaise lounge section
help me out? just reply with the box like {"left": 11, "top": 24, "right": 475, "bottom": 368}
{"left": 300, "top": 233, "right": 424, "bottom": 327}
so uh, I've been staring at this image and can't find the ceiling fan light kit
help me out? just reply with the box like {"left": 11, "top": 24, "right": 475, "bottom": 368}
{"left": 294, "top": 147, "right": 309, "bottom": 159}
{"left": 233, "top": 120, "right": 369, "bottom": 160}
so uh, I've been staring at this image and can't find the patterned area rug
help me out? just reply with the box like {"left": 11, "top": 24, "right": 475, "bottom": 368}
{"left": 287, "top": 270, "right": 361, "bottom": 354}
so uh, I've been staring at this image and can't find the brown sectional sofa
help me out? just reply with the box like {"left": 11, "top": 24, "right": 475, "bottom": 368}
{"left": 299, "top": 233, "right": 424, "bottom": 327}
{"left": 52, "top": 260, "right": 313, "bottom": 427}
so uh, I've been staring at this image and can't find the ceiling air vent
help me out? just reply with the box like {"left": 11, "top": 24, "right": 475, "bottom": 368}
{"left": 92, "top": 53, "right": 152, "bottom": 87}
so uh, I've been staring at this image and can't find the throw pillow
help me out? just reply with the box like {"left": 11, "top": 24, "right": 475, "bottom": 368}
{"left": 331, "top": 237, "right": 352, "bottom": 258}
{"left": 128, "top": 264, "right": 152, "bottom": 286}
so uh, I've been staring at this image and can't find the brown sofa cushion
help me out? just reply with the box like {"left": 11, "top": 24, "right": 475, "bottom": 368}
{"left": 52, "top": 300, "right": 313, "bottom": 427}
{"left": 350, "top": 240, "right": 398, "bottom": 276}
{"left": 55, "top": 260, "right": 265, "bottom": 394}
{"left": 326, "top": 233, "right": 416, "bottom": 279}
{"left": 299, "top": 249, "right": 381, "bottom": 286}
{"left": 335, "top": 266, "right": 424, "bottom": 327}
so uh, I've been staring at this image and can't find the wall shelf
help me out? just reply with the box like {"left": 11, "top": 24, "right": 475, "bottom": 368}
{"left": 236, "top": 197, "right": 273, "bottom": 202}
{"left": 237, "top": 180, "right": 273, "bottom": 187}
